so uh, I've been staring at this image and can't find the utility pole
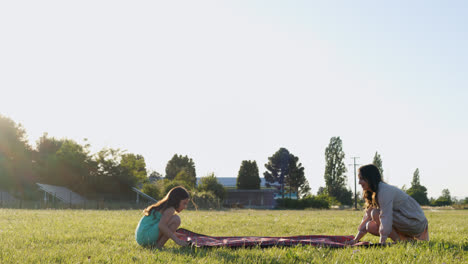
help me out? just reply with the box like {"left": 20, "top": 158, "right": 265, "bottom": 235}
{"left": 349, "top": 157, "right": 360, "bottom": 210}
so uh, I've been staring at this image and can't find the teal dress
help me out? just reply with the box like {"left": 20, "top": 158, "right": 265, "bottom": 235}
{"left": 135, "top": 210, "right": 162, "bottom": 246}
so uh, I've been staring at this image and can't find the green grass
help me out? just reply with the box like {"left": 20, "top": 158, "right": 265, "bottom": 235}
{"left": 0, "top": 209, "right": 467, "bottom": 263}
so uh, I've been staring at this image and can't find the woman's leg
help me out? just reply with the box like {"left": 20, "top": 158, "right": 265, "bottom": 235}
{"left": 365, "top": 209, "right": 380, "bottom": 236}
{"left": 155, "top": 215, "right": 181, "bottom": 248}
{"left": 365, "top": 209, "right": 400, "bottom": 242}
{"left": 415, "top": 225, "right": 429, "bottom": 241}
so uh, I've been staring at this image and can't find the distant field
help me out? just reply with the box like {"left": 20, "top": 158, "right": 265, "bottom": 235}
{"left": 0, "top": 209, "right": 467, "bottom": 263}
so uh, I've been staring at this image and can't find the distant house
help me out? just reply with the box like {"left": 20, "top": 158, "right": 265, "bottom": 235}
{"left": 195, "top": 177, "right": 279, "bottom": 208}
{"left": 196, "top": 177, "right": 297, "bottom": 199}
{"left": 196, "top": 177, "right": 275, "bottom": 188}
{"left": 224, "top": 189, "right": 276, "bottom": 209}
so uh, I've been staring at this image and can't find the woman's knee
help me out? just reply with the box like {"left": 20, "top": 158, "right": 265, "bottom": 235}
{"left": 366, "top": 220, "right": 379, "bottom": 235}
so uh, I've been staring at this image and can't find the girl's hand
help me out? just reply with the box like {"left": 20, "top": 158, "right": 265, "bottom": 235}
{"left": 344, "top": 239, "right": 356, "bottom": 245}
{"left": 176, "top": 239, "right": 189, "bottom": 247}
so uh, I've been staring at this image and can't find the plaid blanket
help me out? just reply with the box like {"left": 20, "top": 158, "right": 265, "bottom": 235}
{"left": 175, "top": 228, "right": 370, "bottom": 248}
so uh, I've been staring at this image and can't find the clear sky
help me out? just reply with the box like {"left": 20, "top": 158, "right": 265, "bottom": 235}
{"left": 1, "top": 1, "right": 467, "bottom": 199}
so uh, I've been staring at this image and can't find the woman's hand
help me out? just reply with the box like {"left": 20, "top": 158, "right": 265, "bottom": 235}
{"left": 344, "top": 239, "right": 357, "bottom": 245}
{"left": 379, "top": 235, "right": 388, "bottom": 244}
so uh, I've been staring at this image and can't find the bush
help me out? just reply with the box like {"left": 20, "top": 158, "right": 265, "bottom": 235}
{"left": 197, "top": 173, "right": 226, "bottom": 200}
{"left": 431, "top": 197, "right": 452, "bottom": 206}
{"left": 302, "top": 195, "right": 330, "bottom": 209}
{"left": 276, "top": 195, "right": 330, "bottom": 209}
{"left": 152, "top": 178, "right": 224, "bottom": 209}
{"left": 189, "top": 191, "right": 222, "bottom": 209}
{"left": 141, "top": 183, "right": 159, "bottom": 200}
{"left": 161, "top": 180, "right": 192, "bottom": 196}
{"left": 174, "top": 170, "right": 196, "bottom": 190}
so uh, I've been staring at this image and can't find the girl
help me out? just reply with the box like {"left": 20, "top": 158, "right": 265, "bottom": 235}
{"left": 350, "top": 164, "right": 429, "bottom": 244}
{"left": 135, "top": 186, "right": 190, "bottom": 248}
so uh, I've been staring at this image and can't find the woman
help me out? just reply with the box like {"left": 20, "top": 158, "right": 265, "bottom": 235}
{"left": 350, "top": 164, "right": 429, "bottom": 244}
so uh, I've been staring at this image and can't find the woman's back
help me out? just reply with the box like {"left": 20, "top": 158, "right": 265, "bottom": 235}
{"left": 377, "top": 182, "right": 427, "bottom": 235}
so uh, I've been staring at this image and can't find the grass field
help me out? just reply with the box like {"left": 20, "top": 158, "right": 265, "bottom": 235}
{"left": 0, "top": 209, "right": 467, "bottom": 263}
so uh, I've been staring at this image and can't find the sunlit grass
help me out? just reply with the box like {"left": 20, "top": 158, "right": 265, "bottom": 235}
{"left": 0, "top": 209, "right": 467, "bottom": 263}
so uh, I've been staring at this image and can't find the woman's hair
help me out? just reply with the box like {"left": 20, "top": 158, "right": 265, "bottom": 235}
{"left": 359, "top": 164, "right": 384, "bottom": 209}
{"left": 143, "top": 186, "right": 189, "bottom": 216}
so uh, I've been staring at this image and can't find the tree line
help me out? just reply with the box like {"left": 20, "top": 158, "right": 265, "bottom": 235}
{"left": 0, "top": 114, "right": 148, "bottom": 199}
{"left": 1, "top": 115, "right": 465, "bottom": 207}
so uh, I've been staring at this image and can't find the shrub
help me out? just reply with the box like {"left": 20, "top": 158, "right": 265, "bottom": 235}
{"left": 197, "top": 173, "right": 226, "bottom": 200}
{"left": 141, "top": 183, "right": 159, "bottom": 200}
{"left": 190, "top": 191, "right": 221, "bottom": 209}
{"left": 276, "top": 195, "right": 329, "bottom": 209}
{"left": 161, "top": 180, "right": 192, "bottom": 196}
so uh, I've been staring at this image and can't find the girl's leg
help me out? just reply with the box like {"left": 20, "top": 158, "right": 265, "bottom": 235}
{"left": 365, "top": 209, "right": 400, "bottom": 242}
{"left": 155, "top": 215, "right": 181, "bottom": 248}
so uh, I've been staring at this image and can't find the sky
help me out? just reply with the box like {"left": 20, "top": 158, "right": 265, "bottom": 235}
{"left": 1, "top": 1, "right": 467, "bottom": 199}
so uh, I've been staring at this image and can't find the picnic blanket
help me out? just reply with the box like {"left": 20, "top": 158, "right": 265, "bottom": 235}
{"left": 175, "top": 228, "right": 371, "bottom": 248}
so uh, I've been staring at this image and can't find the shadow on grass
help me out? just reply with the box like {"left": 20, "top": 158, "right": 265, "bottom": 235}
{"left": 160, "top": 242, "right": 392, "bottom": 255}
{"left": 426, "top": 240, "right": 468, "bottom": 251}
{"left": 162, "top": 246, "right": 243, "bottom": 261}
{"left": 389, "top": 240, "right": 468, "bottom": 252}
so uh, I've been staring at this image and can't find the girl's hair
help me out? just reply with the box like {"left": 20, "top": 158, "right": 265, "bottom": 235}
{"left": 143, "top": 186, "right": 189, "bottom": 216}
{"left": 359, "top": 164, "right": 383, "bottom": 209}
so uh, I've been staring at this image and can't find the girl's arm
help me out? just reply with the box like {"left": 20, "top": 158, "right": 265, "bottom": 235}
{"left": 158, "top": 208, "right": 188, "bottom": 246}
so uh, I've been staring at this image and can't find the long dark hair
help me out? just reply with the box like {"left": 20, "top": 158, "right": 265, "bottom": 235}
{"left": 143, "top": 186, "right": 189, "bottom": 216}
{"left": 359, "top": 164, "right": 383, "bottom": 209}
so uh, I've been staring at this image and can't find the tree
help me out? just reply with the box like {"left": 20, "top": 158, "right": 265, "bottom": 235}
{"left": 55, "top": 139, "right": 94, "bottom": 192}
{"left": 264, "top": 148, "right": 309, "bottom": 199}
{"left": 406, "top": 168, "right": 429, "bottom": 205}
{"left": 372, "top": 152, "right": 384, "bottom": 179}
{"left": 462, "top": 197, "right": 468, "bottom": 205}
{"left": 165, "top": 154, "right": 196, "bottom": 186}
{"left": 148, "top": 170, "right": 163, "bottom": 183}
{"left": 141, "top": 182, "right": 160, "bottom": 200}
{"left": 264, "top": 148, "right": 290, "bottom": 199}
{"left": 298, "top": 180, "right": 311, "bottom": 199}
{"left": 93, "top": 148, "right": 135, "bottom": 196}
{"left": 198, "top": 173, "right": 226, "bottom": 200}
{"left": 34, "top": 133, "right": 63, "bottom": 185}
{"left": 120, "top": 153, "right": 147, "bottom": 184}
{"left": 237, "top": 160, "right": 260, "bottom": 189}
{"left": 285, "top": 154, "right": 309, "bottom": 199}
{"left": 441, "top": 189, "right": 452, "bottom": 203}
{"left": 433, "top": 188, "right": 453, "bottom": 206}
{"left": 0, "top": 115, "right": 34, "bottom": 194}
{"left": 323, "top": 137, "right": 352, "bottom": 205}
{"left": 411, "top": 168, "right": 421, "bottom": 187}
{"left": 174, "top": 169, "right": 196, "bottom": 190}
{"left": 33, "top": 135, "right": 98, "bottom": 195}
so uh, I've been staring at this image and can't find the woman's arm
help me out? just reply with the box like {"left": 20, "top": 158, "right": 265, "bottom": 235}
{"left": 158, "top": 208, "right": 187, "bottom": 246}
{"left": 351, "top": 209, "right": 372, "bottom": 243}
{"left": 378, "top": 188, "right": 394, "bottom": 244}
